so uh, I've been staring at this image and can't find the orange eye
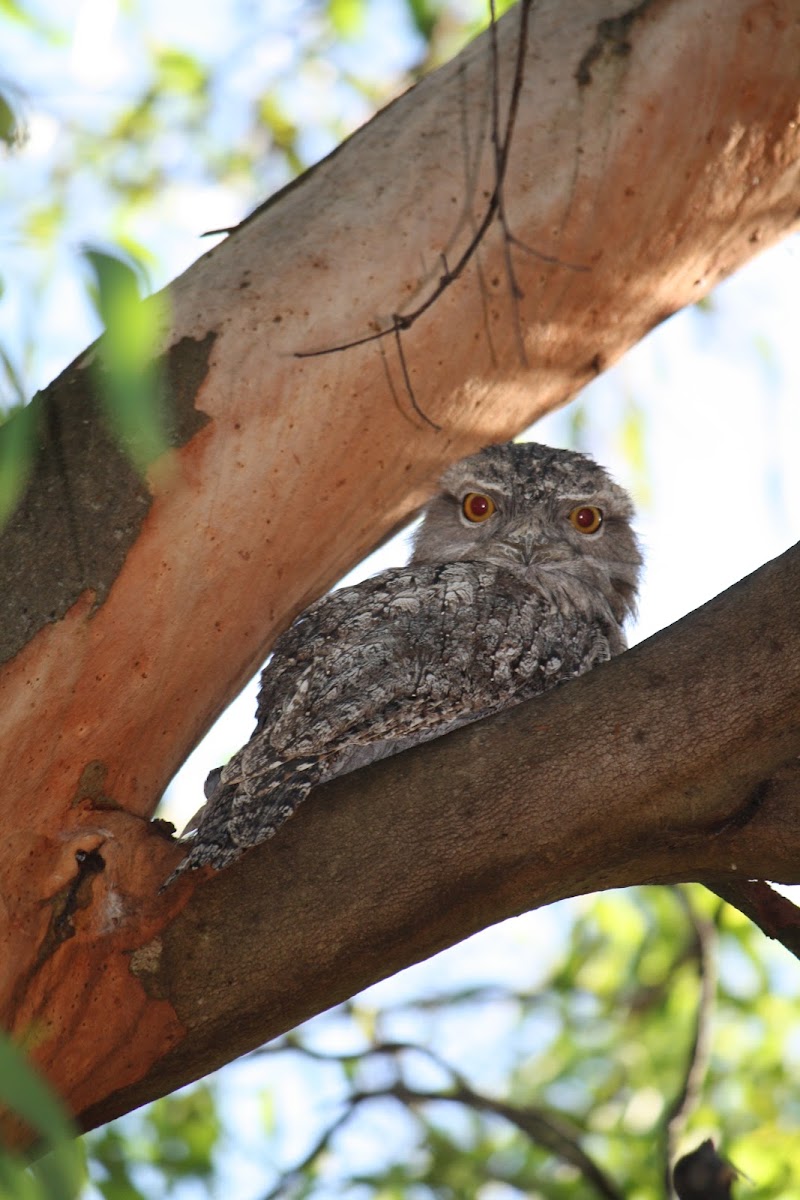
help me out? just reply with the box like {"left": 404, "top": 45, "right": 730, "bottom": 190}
{"left": 569, "top": 505, "right": 603, "bottom": 534}
{"left": 462, "top": 492, "right": 496, "bottom": 523}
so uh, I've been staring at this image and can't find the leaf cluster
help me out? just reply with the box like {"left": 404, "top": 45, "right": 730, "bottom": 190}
{"left": 0, "top": 1034, "right": 85, "bottom": 1200}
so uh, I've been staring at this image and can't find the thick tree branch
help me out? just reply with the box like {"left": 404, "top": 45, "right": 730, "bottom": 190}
{"left": 1, "top": 0, "right": 799, "bottom": 1144}
{"left": 68, "top": 539, "right": 800, "bottom": 1131}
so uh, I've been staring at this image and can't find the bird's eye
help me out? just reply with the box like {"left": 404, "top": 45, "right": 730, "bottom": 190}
{"left": 462, "top": 492, "right": 496, "bottom": 523}
{"left": 569, "top": 505, "right": 603, "bottom": 534}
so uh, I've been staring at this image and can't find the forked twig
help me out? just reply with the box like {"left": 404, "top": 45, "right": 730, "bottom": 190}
{"left": 661, "top": 889, "right": 720, "bottom": 1198}
{"left": 257, "top": 1036, "right": 624, "bottom": 1200}
{"left": 294, "top": 0, "right": 587, "bottom": 428}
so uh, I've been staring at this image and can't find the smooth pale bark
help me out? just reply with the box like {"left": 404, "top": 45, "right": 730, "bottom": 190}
{"left": 0, "top": 0, "right": 799, "bottom": 1141}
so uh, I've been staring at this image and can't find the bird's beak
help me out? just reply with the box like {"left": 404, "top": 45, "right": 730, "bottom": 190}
{"left": 502, "top": 532, "right": 543, "bottom": 565}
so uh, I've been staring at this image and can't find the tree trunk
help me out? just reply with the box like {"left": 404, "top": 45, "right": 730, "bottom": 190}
{"left": 1, "top": 0, "right": 798, "bottom": 1142}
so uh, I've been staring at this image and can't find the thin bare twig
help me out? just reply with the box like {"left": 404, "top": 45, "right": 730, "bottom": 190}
{"left": 661, "top": 888, "right": 720, "bottom": 1199}
{"left": 351, "top": 1080, "right": 625, "bottom": 1200}
{"left": 255, "top": 1034, "right": 623, "bottom": 1200}
{"left": 393, "top": 323, "right": 438, "bottom": 429}
{"left": 706, "top": 877, "right": 800, "bottom": 962}
{"left": 261, "top": 1107, "right": 353, "bottom": 1200}
{"left": 294, "top": 0, "right": 590, "bottom": 428}
{"left": 296, "top": 1, "right": 534, "bottom": 355}
{"left": 488, "top": 0, "right": 526, "bottom": 362}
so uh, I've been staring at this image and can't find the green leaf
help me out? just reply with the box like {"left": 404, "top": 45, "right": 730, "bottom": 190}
{"left": 0, "top": 399, "right": 35, "bottom": 530}
{"left": 618, "top": 398, "right": 651, "bottom": 505}
{"left": 0, "top": 89, "right": 21, "bottom": 147}
{"left": 154, "top": 48, "right": 207, "bottom": 96}
{"left": 143, "top": 1085, "right": 221, "bottom": 1181}
{"left": 82, "top": 244, "right": 171, "bottom": 474}
{"left": 402, "top": 0, "right": 438, "bottom": 41}
{"left": 258, "top": 92, "right": 299, "bottom": 154}
{"left": 0, "top": 0, "right": 38, "bottom": 25}
{"left": 0, "top": 345, "right": 27, "bottom": 407}
{"left": 86, "top": 1126, "right": 147, "bottom": 1200}
{"left": 327, "top": 0, "right": 366, "bottom": 37}
{"left": 23, "top": 202, "right": 65, "bottom": 246}
{"left": 0, "top": 1036, "right": 84, "bottom": 1200}
{"left": 0, "top": 0, "right": 64, "bottom": 42}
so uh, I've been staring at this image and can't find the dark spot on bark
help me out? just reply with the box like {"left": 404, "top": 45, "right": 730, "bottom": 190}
{"left": 650, "top": 308, "right": 677, "bottom": 333}
{"left": 0, "top": 332, "right": 216, "bottom": 665}
{"left": 575, "top": 0, "right": 653, "bottom": 87}
{"left": 707, "top": 779, "right": 772, "bottom": 836}
{"left": 644, "top": 669, "right": 669, "bottom": 689}
{"left": 737, "top": 779, "right": 772, "bottom": 826}
{"left": 75, "top": 847, "right": 105, "bottom": 873}
{"left": 73, "top": 760, "right": 117, "bottom": 810}
{"left": 35, "top": 846, "right": 106, "bottom": 969}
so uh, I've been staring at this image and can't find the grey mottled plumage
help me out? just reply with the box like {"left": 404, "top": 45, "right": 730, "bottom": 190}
{"left": 166, "top": 441, "right": 641, "bottom": 882}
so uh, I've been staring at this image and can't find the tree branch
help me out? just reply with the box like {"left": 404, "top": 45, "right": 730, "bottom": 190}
{"left": 354, "top": 1082, "right": 624, "bottom": 1200}
{"left": 262, "top": 1038, "right": 623, "bottom": 1200}
{"left": 707, "top": 879, "right": 800, "bottom": 959}
{"left": 66, "top": 538, "right": 800, "bottom": 1133}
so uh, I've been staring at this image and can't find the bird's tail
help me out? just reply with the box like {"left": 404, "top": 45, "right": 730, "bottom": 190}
{"left": 160, "top": 756, "right": 323, "bottom": 888}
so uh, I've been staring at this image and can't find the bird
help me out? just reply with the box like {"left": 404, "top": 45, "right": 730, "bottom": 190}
{"left": 165, "top": 440, "right": 641, "bottom": 883}
{"left": 672, "top": 1139, "right": 740, "bottom": 1200}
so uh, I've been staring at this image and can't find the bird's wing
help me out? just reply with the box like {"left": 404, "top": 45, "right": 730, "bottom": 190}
{"left": 253, "top": 560, "right": 613, "bottom": 763}
{"left": 169, "top": 561, "right": 615, "bottom": 878}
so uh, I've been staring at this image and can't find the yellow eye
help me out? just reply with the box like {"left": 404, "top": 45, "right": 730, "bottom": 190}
{"left": 569, "top": 505, "right": 603, "bottom": 534}
{"left": 462, "top": 492, "right": 496, "bottom": 523}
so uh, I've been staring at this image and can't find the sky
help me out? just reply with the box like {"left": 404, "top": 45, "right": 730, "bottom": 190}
{"left": 2, "top": 1, "right": 800, "bottom": 1195}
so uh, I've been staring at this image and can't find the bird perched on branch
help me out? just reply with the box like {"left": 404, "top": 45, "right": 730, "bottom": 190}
{"left": 165, "top": 440, "right": 641, "bottom": 884}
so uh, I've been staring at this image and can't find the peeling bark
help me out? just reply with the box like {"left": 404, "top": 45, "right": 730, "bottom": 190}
{"left": 1, "top": 0, "right": 799, "bottom": 1142}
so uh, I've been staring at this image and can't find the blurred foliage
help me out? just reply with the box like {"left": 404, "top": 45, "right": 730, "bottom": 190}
{"left": 82, "top": 245, "right": 170, "bottom": 473}
{"left": 0, "top": 397, "right": 36, "bottom": 529}
{"left": 0, "top": 1034, "right": 86, "bottom": 1200}
{"left": 0, "top": 85, "right": 22, "bottom": 148}
{"left": 87, "top": 1085, "right": 221, "bottom": 1199}
{"left": 77, "top": 886, "right": 800, "bottom": 1198}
